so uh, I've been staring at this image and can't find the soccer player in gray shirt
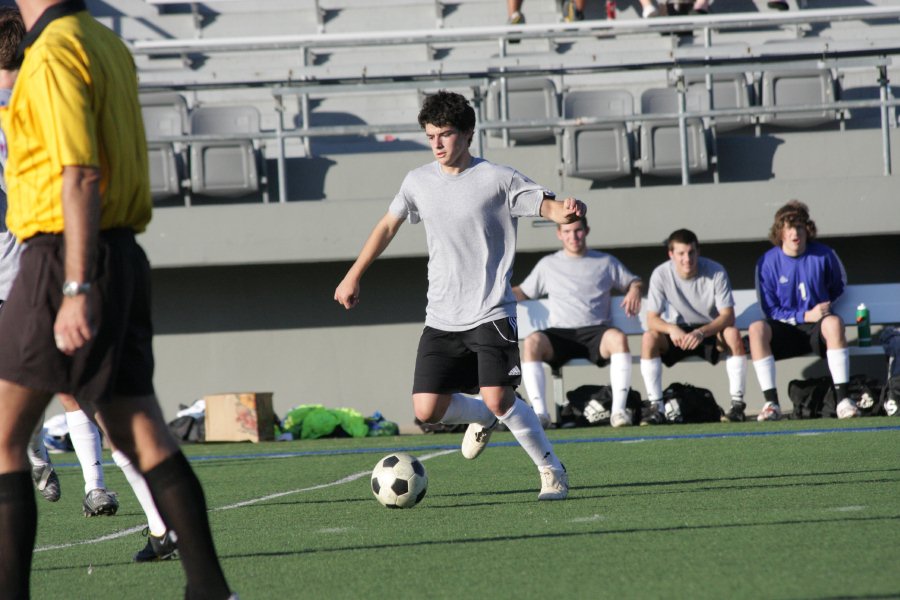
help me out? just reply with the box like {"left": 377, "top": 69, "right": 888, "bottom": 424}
{"left": 640, "top": 229, "right": 748, "bottom": 423}
{"left": 334, "top": 90, "right": 584, "bottom": 500}
{"left": 513, "top": 217, "right": 642, "bottom": 428}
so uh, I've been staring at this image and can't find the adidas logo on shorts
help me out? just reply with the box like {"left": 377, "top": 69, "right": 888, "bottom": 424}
{"left": 508, "top": 366, "right": 521, "bottom": 376}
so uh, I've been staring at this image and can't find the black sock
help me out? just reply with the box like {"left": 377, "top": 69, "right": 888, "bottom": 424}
{"left": 763, "top": 388, "right": 780, "bottom": 405}
{"left": 834, "top": 383, "right": 849, "bottom": 401}
{"left": 0, "top": 470, "right": 37, "bottom": 599}
{"left": 144, "top": 452, "right": 230, "bottom": 600}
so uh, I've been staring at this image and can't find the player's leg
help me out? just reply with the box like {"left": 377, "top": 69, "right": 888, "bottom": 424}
{"left": 819, "top": 316, "right": 859, "bottom": 418}
{"left": 99, "top": 394, "right": 231, "bottom": 598}
{"left": 721, "top": 325, "right": 748, "bottom": 422}
{"left": 26, "top": 411, "right": 61, "bottom": 502}
{"left": 599, "top": 327, "right": 633, "bottom": 427}
{"left": 483, "top": 385, "right": 568, "bottom": 500}
{"left": 507, "top": 0, "right": 524, "bottom": 23}
{"left": 521, "top": 331, "right": 554, "bottom": 428}
{"left": 640, "top": 331, "right": 668, "bottom": 421}
{"left": 749, "top": 319, "right": 782, "bottom": 421}
{"left": 59, "top": 394, "right": 119, "bottom": 517}
{"left": 0, "top": 380, "right": 54, "bottom": 598}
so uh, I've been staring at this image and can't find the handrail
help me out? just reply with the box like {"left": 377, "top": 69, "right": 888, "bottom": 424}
{"left": 131, "top": 6, "right": 900, "bottom": 55}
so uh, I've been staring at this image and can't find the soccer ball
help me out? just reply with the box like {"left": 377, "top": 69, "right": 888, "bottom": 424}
{"left": 371, "top": 453, "right": 428, "bottom": 509}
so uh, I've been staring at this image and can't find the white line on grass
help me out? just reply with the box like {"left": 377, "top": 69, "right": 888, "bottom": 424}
{"left": 35, "top": 448, "right": 456, "bottom": 554}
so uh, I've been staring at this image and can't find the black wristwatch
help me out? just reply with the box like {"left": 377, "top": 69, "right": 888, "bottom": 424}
{"left": 62, "top": 281, "right": 91, "bottom": 298}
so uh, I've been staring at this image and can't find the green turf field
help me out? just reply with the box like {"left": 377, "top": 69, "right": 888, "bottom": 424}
{"left": 30, "top": 419, "right": 900, "bottom": 599}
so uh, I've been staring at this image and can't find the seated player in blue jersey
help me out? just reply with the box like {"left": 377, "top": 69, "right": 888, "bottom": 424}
{"left": 512, "top": 217, "right": 642, "bottom": 429}
{"left": 748, "top": 200, "right": 860, "bottom": 421}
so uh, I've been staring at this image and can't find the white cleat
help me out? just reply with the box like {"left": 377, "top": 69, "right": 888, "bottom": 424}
{"left": 836, "top": 398, "right": 861, "bottom": 419}
{"left": 756, "top": 401, "right": 782, "bottom": 422}
{"left": 461, "top": 419, "right": 497, "bottom": 459}
{"left": 610, "top": 409, "right": 633, "bottom": 428}
{"left": 538, "top": 465, "right": 568, "bottom": 501}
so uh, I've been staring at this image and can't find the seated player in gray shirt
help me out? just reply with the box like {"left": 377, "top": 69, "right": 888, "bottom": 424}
{"left": 512, "top": 217, "right": 642, "bottom": 428}
{"left": 334, "top": 90, "right": 586, "bottom": 501}
{"left": 639, "top": 228, "right": 748, "bottom": 424}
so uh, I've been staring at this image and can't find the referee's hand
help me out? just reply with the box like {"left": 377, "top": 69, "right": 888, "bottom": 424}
{"left": 54, "top": 297, "right": 93, "bottom": 355}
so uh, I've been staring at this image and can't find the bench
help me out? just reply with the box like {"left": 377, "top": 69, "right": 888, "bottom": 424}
{"left": 516, "top": 282, "right": 900, "bottom": 410}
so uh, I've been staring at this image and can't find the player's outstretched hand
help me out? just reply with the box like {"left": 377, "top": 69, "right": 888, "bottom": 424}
{"left": 334, "top": 278, "right": 360, "bottom": 310}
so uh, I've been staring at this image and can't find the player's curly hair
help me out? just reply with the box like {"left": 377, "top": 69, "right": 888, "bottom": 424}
{"left": 0, "top": 7, "right": 24, "bottom": 71}
{"left": 417, "top": 90, "right": 476, "bottom": 144}
{"left": 768, "top": 199, "right": 817, "bottom": 246}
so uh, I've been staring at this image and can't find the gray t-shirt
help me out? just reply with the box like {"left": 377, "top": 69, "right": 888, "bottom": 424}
{"left": 0, "top": 87, "right": 22, "bottom": 302}
{"left": 388, "top": 157, "right": 548, "bottom": 331}
{"left": 646, "top": 257, "right": 734, "bottom": 326}
{"left": 518, "top": 249, "right": 640, "bottom": 328}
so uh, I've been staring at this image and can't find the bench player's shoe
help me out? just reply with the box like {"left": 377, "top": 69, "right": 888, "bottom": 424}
{"left": 756, "top": 401, "right": 782, "bottom": 422}
{"left": 134, "top": 528, "right": 179, "bottom": 562}
{"left": 538, "top": 465, "right": 568, "bottom": 501}
{"left": 722, "top": 401, "right": 747, "bottom": 423}
{"left": 639, "top": 402, "right": 666, "bottom": 426}
{"left": 461, "top": 419, "right": 498, "bottom": 459}
{"left": 537, "top": 412, "right": 552, "bottom": 430}
{"left": 836, "top": 398, "right": 861, "bottom": 419}
{"left": 610, "top": 409, "right": 633, "bottom": 428}
{"left": 32, "top": 463, "right": 61, "bottom": 502}
{"left": 83, "top": 488, "right": 119, "bottom": 517}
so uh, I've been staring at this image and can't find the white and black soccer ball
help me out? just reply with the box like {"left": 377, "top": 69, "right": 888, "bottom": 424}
{"left": 371, "top": 453, "right": 428, "bottom": 509}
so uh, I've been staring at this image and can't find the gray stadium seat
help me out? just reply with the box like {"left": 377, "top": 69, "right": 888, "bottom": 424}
{"left": 485, "top": 78, "right": 559, "bottom": 144}
{"left": 140, "top": 92, "right": 189, "bottom": 202}
{"left": 687, "top": 73, "right": 755, "bottom": 132}
{"left": 561, "top": 89, "right": 633, "bottom": 181}
{"left": 189, "top": 105, "right": 264, "bottom": 198}
{"left": 759, "top": 69, "right": 838, "bottom": 128}
{"left": 638, "top": 87, "right": 710, "bottom": 177}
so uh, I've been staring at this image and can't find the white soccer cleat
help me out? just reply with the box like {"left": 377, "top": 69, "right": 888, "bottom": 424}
{"left": 836, "top": 398, "right": 861, "bottom": 419}
{"left": 610, "top": 409, "right": 632, "bottom": 428}
{"left": 538, "top": 465, "right": 568, "bottom": 501}
{"left": 461, "top": 419, "right": 497, "bottom": 459}
{"left": 537, "top": 412, "right": 552, "bottom": 430}
{"left": 756, "top": 401, "right": 782, "bottom": 422}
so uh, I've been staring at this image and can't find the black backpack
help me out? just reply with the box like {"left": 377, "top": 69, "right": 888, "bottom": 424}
{"left": 661, "top": 383, "right": 723, "bottom": 423}
{"left": 789, "top": 374, "right": 884, "bottom": 418}
{"left": 561, "top": 384, "right": 642, "bottom": 427}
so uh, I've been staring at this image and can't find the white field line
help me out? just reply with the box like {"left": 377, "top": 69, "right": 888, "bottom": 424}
{"left": 35, "top": 448, "right": 456, "bottom": 553}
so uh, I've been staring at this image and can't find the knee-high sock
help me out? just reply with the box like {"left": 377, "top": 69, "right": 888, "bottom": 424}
{"left": 610, "top": 353, "right": 633, "bottom": 413}
{"left": 112, "top": 450, "right": 168, "bottom": 537}
{"left": 826, "top": 348, "right": 850, "bottom": 385}
{"left": 26, "top": 416, "right": 50, "bottom": 469}
{"left": 753, "top": 355, "right": 778, "bottom": 397}
{"left": 499, "top": 397, "right": 562, "bottom": 471}
{"left": 144, "top": 452, "right": 230, "bottom": 599}
{"left": 640, "top": 357, "right": 663, "bottom": 402}
{"left": 65, "top": 410, "right": 104, "bottom": 493}
{"left": 521, "top": 361, "right": 548, "bottom": 417}
{"left": 440, "top": 393, "right": 496, "bottom": 427}
{"left": 726, "top": 355, "right": 747, "bottom": 402}
{"left": 0, "top": 471, "right": 37, "bottom": 599}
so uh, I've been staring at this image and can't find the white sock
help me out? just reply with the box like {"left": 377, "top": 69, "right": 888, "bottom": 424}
{"left": 521, "top": 361, "right": 548, "bottom": 417}
{"left": 753, "top": 355, "right": 777, "bottom": 394}
{"left": 66, "top": 409, "right": 105, "bottom": 493}
{"left": 112, "top": 450, "right": 168, "bottom": 537}
{"left": 27, "top": 416, "right": 50, "bottom": 468}
{"left": 440, "top": 393, "right": 496, "bottom": 427}
{"left": 610, "top": 353, "right": 632, "bottom": 413}
{"left": 726, "top": 355, "right": 747, "bottom": 402}
{"left": 826, "top": 348, "right": 850, "bottom": 385}
{"left": 499, "top": 397, "right": 562, "bottom": 471}
{"left": 640, "top": 357, "right": 663, "bottom": 402}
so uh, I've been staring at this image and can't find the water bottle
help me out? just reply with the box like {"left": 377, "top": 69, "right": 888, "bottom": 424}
{"left": 606, "top": 0, "right": 616, "bottom": 19}
{"left": 856, "top": 303, "right": 871, "bottom": 347}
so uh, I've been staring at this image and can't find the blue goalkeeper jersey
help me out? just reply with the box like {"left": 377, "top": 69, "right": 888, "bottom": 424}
{"left": 755, "top": 241, "right": 847, "bottom": 325}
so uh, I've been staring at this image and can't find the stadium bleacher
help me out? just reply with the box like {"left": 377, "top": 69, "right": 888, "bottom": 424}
{"left": 67, "top": 0, "right": 900, "bottom": 424}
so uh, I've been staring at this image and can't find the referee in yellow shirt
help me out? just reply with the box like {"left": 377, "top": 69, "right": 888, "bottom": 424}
{"left": 0, "top": 1, "right": 233, "bottom": 598}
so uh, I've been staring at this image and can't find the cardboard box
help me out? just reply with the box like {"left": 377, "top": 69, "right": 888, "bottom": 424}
{"left": 204, "top": 392, "right": 274, "bottom": 443}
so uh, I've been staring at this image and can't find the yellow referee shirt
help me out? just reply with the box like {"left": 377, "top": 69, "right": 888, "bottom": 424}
{"left": 1, "top": 3, "right": 151, "bottom": 241}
